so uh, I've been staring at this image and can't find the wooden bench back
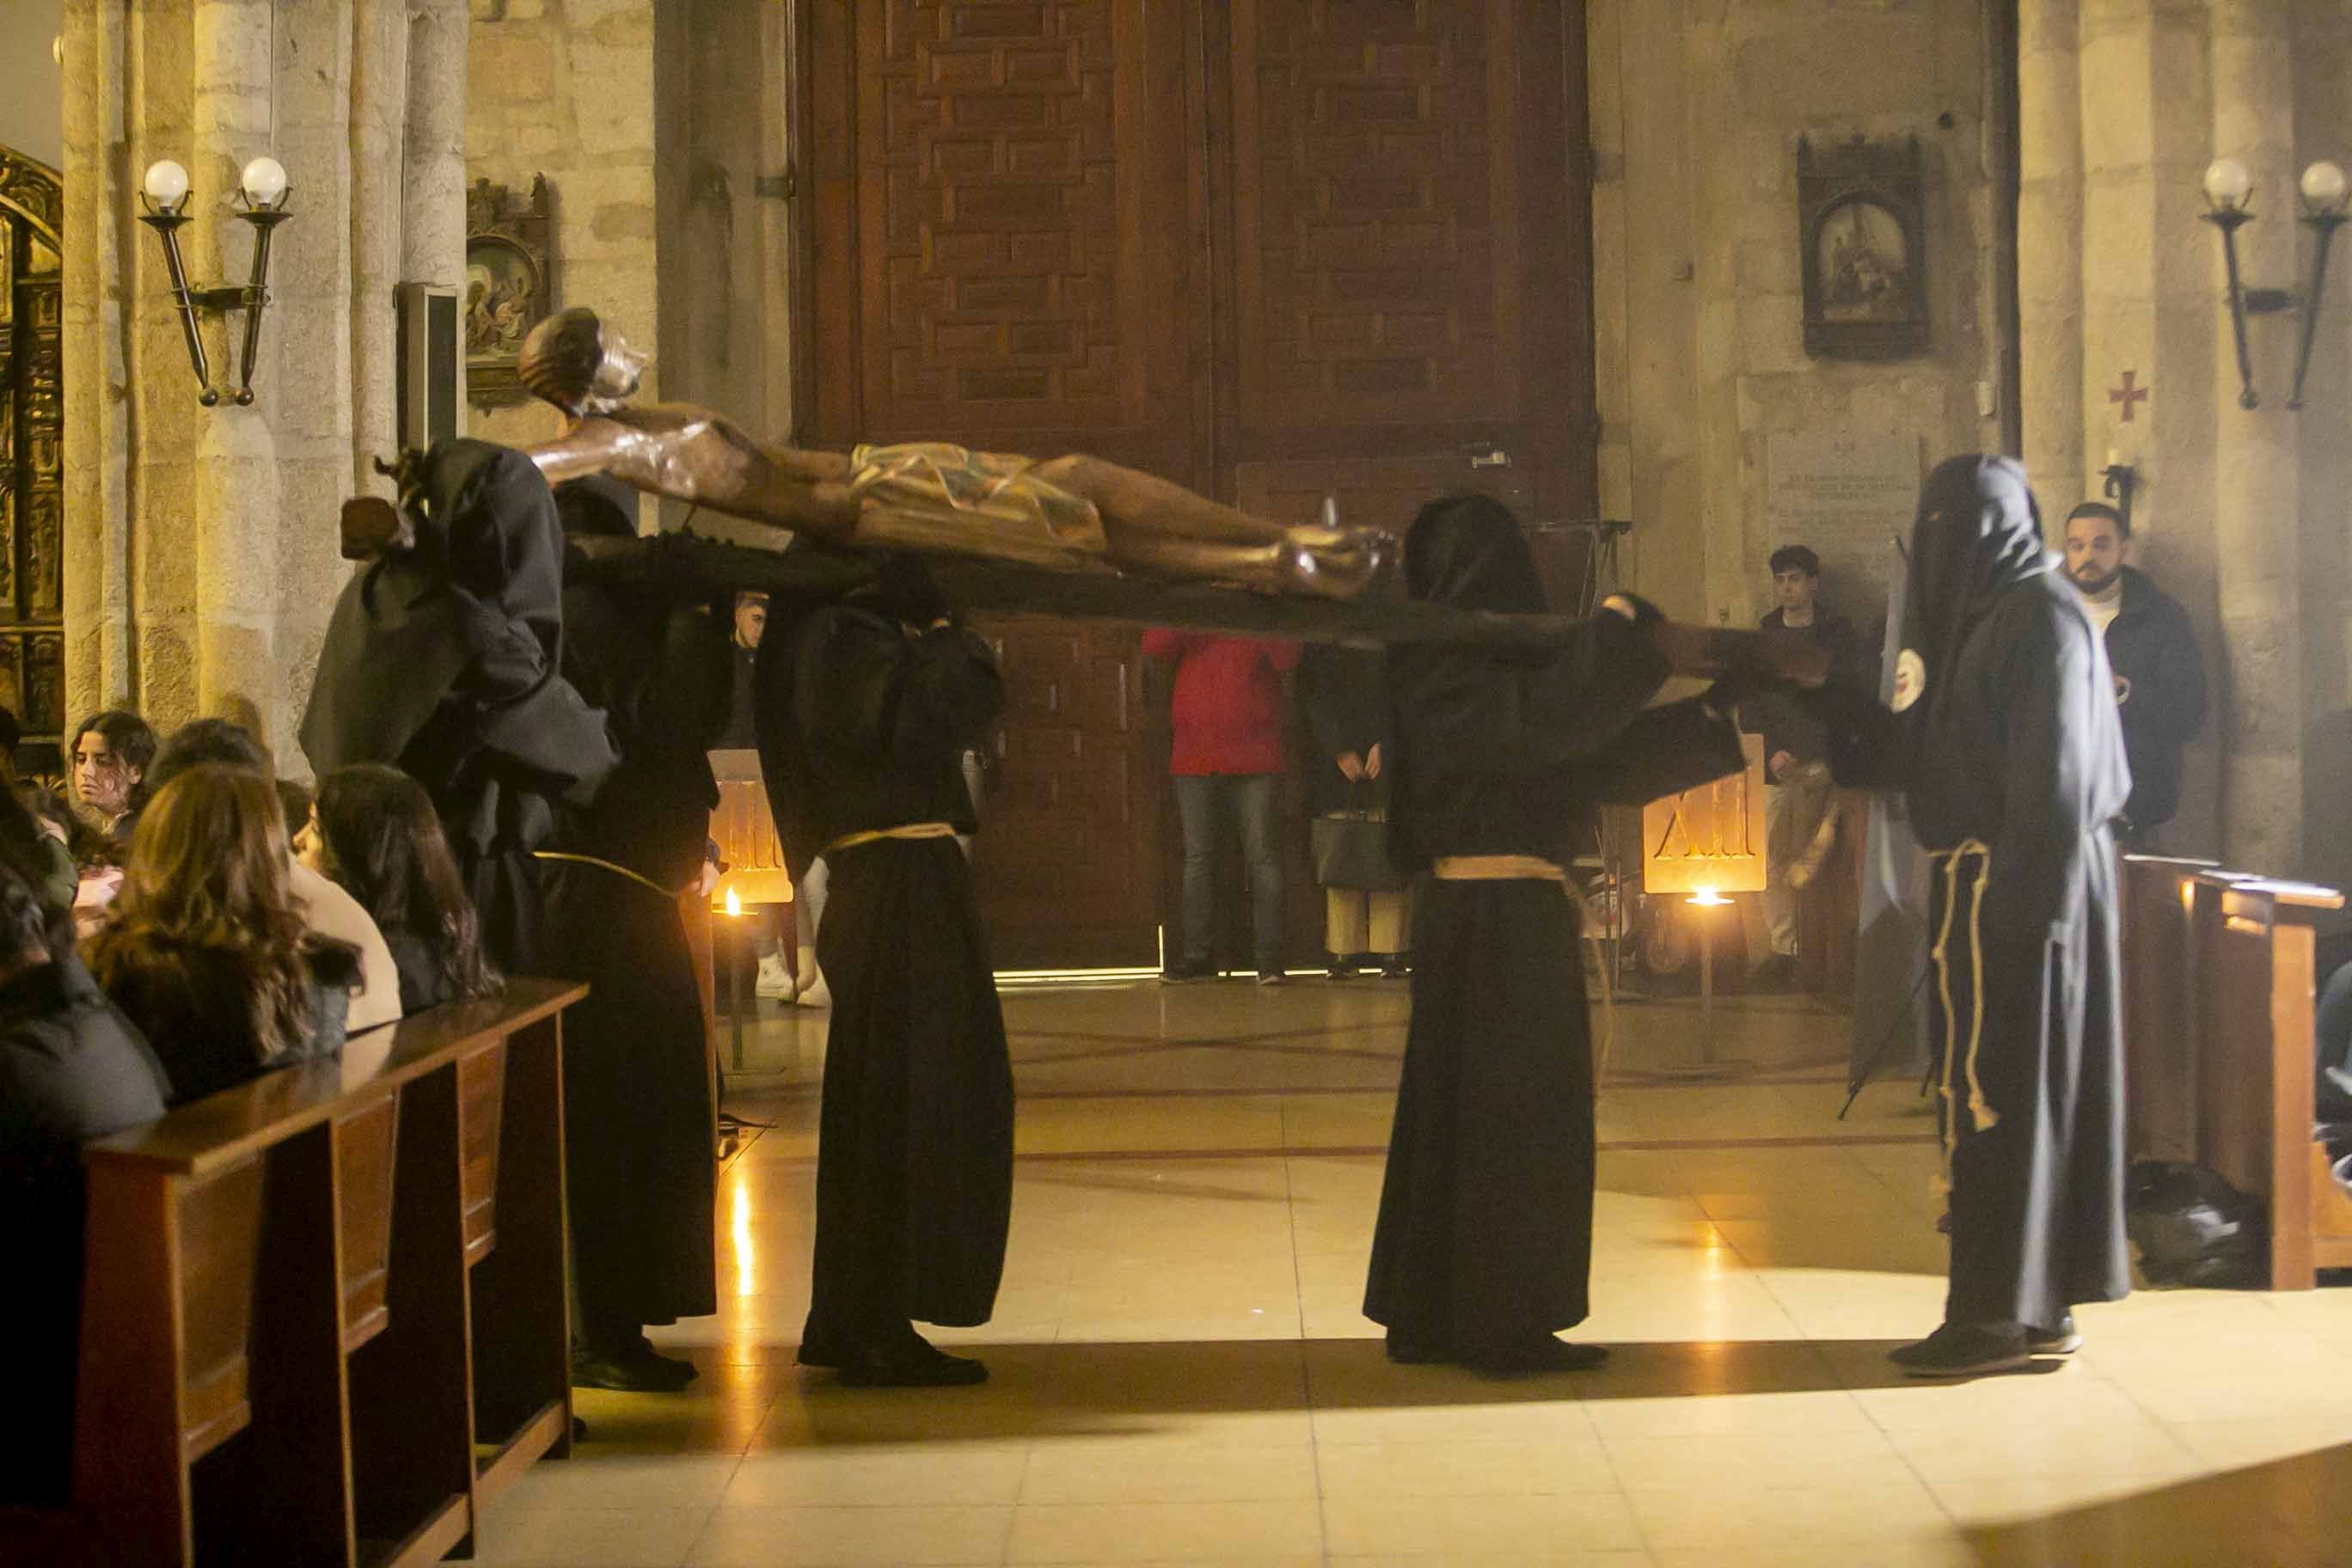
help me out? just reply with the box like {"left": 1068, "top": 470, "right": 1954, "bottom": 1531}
{"left": 59, "top": 978, "right": 584, "bottom": 1567}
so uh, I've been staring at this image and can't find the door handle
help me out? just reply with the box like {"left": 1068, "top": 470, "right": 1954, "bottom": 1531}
{"left": 1467, "top": 444, "right": 1512, "bottom": 469}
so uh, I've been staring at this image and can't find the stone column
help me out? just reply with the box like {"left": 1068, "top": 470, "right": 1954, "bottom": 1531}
{"left": 61, "top": 0, "right": 464, "bottom": 750}
{"left": 2209, "top": 0, "right": 2304, "bottom": 869}
{"left": 2016, "top": 0, "right": 2083, "bottom": 503}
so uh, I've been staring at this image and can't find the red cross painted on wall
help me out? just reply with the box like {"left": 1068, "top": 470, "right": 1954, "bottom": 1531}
{"left": 2109, "top": 371, "right": 2149, "bottom": 423}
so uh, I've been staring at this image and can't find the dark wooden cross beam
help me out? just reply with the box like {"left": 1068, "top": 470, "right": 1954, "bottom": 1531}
{"left": 558, "top": 527, "right": 1827, "bottom": 686}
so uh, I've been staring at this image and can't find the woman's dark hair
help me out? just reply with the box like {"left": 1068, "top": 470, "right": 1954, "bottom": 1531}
{"left": 0, "top": 860, "right": 51, "bottom": 969}
{"left": 276, "top": 779, "right": 314, "bottom": 839}
{"left": 69, "top": 710, "right": 159, "bottom": 818}
{"left": 313, "top": 764, "right": 500, "bottom": 1002}
{"left": 88, "top": 764, "right": 317, "bottom": 1063}
{"left": 20, "top": 781, "right": 113, "bottom": 873}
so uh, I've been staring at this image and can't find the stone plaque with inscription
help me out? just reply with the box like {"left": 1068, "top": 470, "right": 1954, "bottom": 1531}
{"left": 1765, "top": 431, "right": 1920, "bottom": 609}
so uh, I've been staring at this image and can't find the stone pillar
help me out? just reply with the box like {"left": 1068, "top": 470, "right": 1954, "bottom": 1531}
{"left": 2016, "top": 0, "right": 2082, "bottom": 503}
{"left": 61, "top": 0, "right": 465, "bottom": 751}
{"left": 2209, "top": 0, "right": 2303, "bottom": 869}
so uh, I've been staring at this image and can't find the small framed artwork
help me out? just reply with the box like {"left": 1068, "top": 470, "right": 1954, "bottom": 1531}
{"left": 464, "top": 174, "right": 553, "bottom": 407}
{"left": 1798, "top": 137, "right": 1928, "bottom": 360}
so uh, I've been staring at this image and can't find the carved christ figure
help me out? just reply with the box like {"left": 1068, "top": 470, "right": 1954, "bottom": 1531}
{"left": 513, "top": 308, "right": 1391, "bottom": 599}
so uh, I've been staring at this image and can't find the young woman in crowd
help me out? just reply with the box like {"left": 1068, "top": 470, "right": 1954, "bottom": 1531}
{"left": 305, "top": 763, "right": 500, "bottom": 1015}
{"left": 86, "top": 763, "right": 361, "bottom": 1105}
{"left": 68, "top": 710, "right": 157, "bottom": 847}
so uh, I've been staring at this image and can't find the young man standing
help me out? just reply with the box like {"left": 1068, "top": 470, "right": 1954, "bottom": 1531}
{"left": 1739, "top": 545, "right": 1859, "bottom": 983}
{"left": 2061, "top": 502, "right": 2206, "bottom": 849}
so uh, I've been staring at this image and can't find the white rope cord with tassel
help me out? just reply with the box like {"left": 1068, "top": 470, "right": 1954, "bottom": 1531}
{"left": 1926, "top": 840, "right": 1998, "bottom": 1197}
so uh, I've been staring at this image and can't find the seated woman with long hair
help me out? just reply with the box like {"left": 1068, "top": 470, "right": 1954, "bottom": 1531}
{"left": 305, "top": 764, "right": 500, "bottom": 1015}
{"left": 87, "top": 763, "right": 362, "bottom": 1106}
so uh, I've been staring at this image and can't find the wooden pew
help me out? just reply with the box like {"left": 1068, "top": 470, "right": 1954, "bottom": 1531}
{"left": 1, "top": 978, "right": 584, "bottom": 1567}
{"left": 2120, "top": 855, "right": 2352, "bottom": 1289}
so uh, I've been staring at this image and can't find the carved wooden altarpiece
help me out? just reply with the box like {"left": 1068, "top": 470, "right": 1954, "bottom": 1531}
{"left": 0, "top": 145, "right": 65, "bottom": 743}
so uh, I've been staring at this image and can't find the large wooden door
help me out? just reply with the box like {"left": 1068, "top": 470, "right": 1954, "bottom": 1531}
{"left": 797, "top": 0, "right": 1592, "bottom": 969}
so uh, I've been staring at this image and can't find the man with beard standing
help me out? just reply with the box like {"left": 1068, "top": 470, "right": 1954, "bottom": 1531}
{"left": 2061, "top": 502, "right": 2205, "bottom": 849}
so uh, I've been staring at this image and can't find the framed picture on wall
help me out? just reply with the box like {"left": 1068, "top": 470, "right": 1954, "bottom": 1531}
{"left": 1798, "top": 137, "right": 1928, "bottom": 360}
{"left": 465, "top": 174, "right": 553, "bottom": 406}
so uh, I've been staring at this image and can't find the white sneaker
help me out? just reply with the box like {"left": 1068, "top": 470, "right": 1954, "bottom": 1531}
{"left": 755, "top": 954, "right": 796, "bottom": 1001}
{"left": 793, "top": 969, "right": 831, "bottom": 1009}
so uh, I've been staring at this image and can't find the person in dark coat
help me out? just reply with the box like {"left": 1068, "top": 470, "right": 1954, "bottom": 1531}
{"left": 308, "top": 763, "right": 502, "bottom": 1017}
{"left": 2060, "top": 501, "right": 2206, "bottom": 847}
{"left": 1365, "top": 495, "right": 1749, "bottom": 1376}
{"left": 0, "top": 857, "right": 170, "bottom": 1509}
{"left": 299, "top": 440, "right": 619, "bottom": 973}
{"left": 1806, "top": 456, "right": 2132, "bottom": 1376}
{"left": 755, "top": 547, "right": 1012, "bottom": 1387}
{"left": 1296, "top": 645, "right": 1412, "bottom": 978}
{"left": 545, "top": 476, "right": 732, "bottom": 1392}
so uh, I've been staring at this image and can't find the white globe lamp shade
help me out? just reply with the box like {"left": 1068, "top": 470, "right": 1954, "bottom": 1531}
{"left": 239, "top": 156, "right": 290, "bottom": 209}
{"left": 2300, "top": 160, "right": 2349, "bottom": 216}
{"left": 142, "top": 158, "right": 191, "bottom": 211}
{"left": 2203, "top": 157, "right": 2254, "bottom": 213}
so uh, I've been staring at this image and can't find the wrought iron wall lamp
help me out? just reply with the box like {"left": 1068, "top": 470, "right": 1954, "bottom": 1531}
{"left": 136, "top": 156, "right": 293, "bottom": 407}
{"left": 2201, "top": 156, "right": 2350, "bottom": 410}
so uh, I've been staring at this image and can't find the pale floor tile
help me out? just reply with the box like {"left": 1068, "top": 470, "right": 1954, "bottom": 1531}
{"left": 1018, "top": 1440, "right": 1320, "bottom": 1504}
{"left": 475, "top": 1503, "right": 716, "bottom": 1567}
{"left": 687, "top": 1504, "right": 1014, "bottom": 1566}
{"left": 1003, "top": 1501, "right": 1326, "bottom": 1563}
{"left": 1622, "top": 1480, "right": 1952, "bottom": 1552}
{"left": 1314, "top": 1436, "right": 1619, "bottom": 1498}
{"left": 1320, "top": 1491, "right": 1647, "bottom": 1556}
{"left": 720, "top": 1443, "right": 1031, "bottom": 1507}
{"left": 587, "top": 985, "right": 2352, "bottom": 1567}
{"left": 1330, "top": 1557, "right": 1652, "bottom": 1568}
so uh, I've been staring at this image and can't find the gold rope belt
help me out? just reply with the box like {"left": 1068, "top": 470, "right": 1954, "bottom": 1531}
{"left": 531, "top": 850, "right": 694, "bottom": 901}
{"left": 1431, "top": 854, "right": 1567, "bottom": 883}
{"left": 1927, "top": 840, "right": 1999, "bottom": 1197}
{"left": 823, "top": 821, "right": 959, "bottom": 855}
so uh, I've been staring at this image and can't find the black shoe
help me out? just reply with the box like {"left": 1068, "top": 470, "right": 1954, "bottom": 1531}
{"left": 1383, "top": 1329, "right": 1449, "bottom": 1365}
{"left": 836, "top": 1338, "right": 989, "bottom": 1388}
{"left": 1379, "top": 956, "right": 1410, "bottom": 980}
{"left": 1160, "top": 957, "right": 1215, "bottom": 984}
{"left": 1326, "top": 953, "right": 1357, "bottom": 981}
{"left": 1747, "top": 953, "right": 1798, "bottom": 989}
{"left": 571, "top": 1346, "right": 698, "bottom": 1393}
{"left": 2026, "top": 1314, "right": 2082, "bottom": 1355}
{"left": 1461, "top": 1337, "right": 1610, "bottom": 1377}
{"left": 1889, "top": 1323, "right": 2032, "bottom": 1378}
{"left": 1256, "top": 968, "right": 1287, "bottom": 986}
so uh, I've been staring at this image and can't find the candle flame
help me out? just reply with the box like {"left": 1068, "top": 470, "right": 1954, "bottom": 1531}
{"left": 724, "top": 885, "right": 742, "bottom": 917}
{"left": 1686, "top": 886, "right": 1730, "bottom": 907}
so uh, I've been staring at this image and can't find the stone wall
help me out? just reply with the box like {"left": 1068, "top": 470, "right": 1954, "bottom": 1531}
{"left": 0, "top": 0, "right": 64, "bottom": 168}
{"left": 1589, "top": 0, "right": 2006, "bottom": 635}
{"left": 60, "top": 0, "right": 469, "bottom": 757}
{"left": 464, "top": 0, "right": 659, "bottom": 450}
{"left": 2018, "top": 0, "right": 2352, "bottom": 879}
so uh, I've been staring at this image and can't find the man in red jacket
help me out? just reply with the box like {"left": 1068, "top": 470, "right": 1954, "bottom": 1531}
{"left": 1142, "top": 632, "right": 1301, "bottom": 983}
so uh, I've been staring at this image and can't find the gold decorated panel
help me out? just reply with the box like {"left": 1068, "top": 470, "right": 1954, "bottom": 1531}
{"left": 0, "top": 144, "right": 64, "bottom": 738}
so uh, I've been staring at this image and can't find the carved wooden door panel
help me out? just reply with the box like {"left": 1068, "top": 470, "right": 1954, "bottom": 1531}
{"left": 802, "top": 1, "right": 1204, "bottom": 965}
{"left": 1210, "top": 0, "right": 1593, "bottom": 518}
{"left": 0, "top": 148, "right": 66, "bottom": 748}
{"left": 797, "top": 1, "right": 1592, "bottom": 968}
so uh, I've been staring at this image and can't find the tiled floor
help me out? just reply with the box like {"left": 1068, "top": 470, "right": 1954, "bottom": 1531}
{"left": 478, "top": 977, "right": 2352, "bottom": 1566}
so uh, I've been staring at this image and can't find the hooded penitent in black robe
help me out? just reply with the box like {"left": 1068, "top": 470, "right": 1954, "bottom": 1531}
{"left": 1807, "top": 456, "right": 2132, "bottom": 1334}
{"left": 299, "top": 442, "right": 618, "bottom": 973}
{"left": 1363, "top": 496, "right": 1747, "bottom": 1370}
{"left": 752, "top": 551, "right": 1014, "bottom": 1353}
{"left": 543, "top": 476, "right": 731, "bottom": 1351}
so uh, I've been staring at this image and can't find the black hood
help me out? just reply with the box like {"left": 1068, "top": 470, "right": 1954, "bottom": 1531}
{"left": 1405, "top": 493, "right": 1548, "bottom": 616}
{"left": 414, "top": 441, "right": 569, "bottom": 665}
{"left": 1900, "top": 454, "right": 2053, "bottom": 730}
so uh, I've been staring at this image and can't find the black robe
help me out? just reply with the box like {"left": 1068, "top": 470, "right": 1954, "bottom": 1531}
{"left": 1364, "top": 496, "right": 1746, "bottom": 1362}
{"left": 752, "top": 553, "right": 1013, "bottom": 1338}
{"left": 1295, "top": 645, "right": 1393, "bottom": 821}
{"left": 1809, "top": 455, "right": 2132, "bottom": 1331}
{"left": 542, "top": 487, "right": 732, "bottom": 1342}
{"left": 299, "top": 442, "right": 618, "bottom": 973}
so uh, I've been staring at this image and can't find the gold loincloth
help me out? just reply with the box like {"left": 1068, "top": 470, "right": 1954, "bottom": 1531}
{"left": 847, "top": 443, "right": 1112, "bottom": 570}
